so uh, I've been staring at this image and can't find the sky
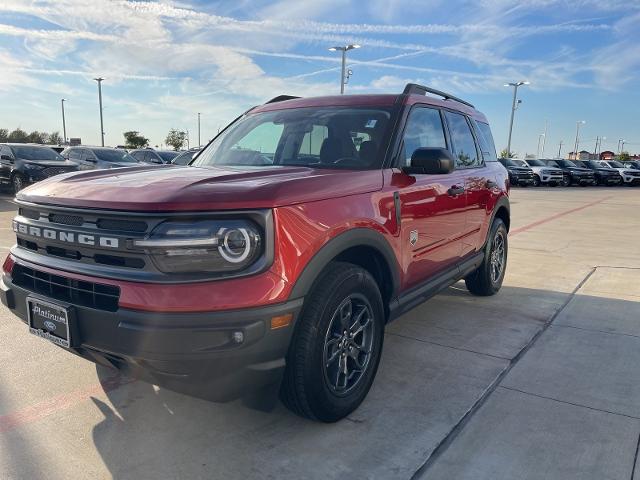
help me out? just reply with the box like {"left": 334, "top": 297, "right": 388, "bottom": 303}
{"left": 0, "top": 0, "right": 639, "bottom": 157}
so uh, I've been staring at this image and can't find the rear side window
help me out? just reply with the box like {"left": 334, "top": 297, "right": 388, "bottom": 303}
{"left": 68, "top": 149, "right": 82, "bottom": 161}
{"left": 401, "top": 107, "right": 447, "bottom": 167}
{"left": 445, "top": 112, "right": 480, "bottom": 168}
{"left": 474, "top": 121, "right": 497, "bottom": 162}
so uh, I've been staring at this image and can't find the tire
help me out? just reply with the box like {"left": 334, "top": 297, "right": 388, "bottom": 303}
{"left": 280, "top": 262, "right": 385, "bottom": 422}
{"left": 532, "top": 175, "right": 541, "bottom": 187}
{"left": 562, "top": 175, "right": 571, "bottom": 187}
{"left": 465, "top": 218, "right": 508, "bottom": 296}
{"left": 12, "top": 174, "right": 25, "bottom": 194}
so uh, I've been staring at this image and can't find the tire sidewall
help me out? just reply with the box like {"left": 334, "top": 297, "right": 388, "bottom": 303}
{"left": 533, "top": 175, "right": 541, "bottom": 187}
{"left": 482, "top": 219, "right": 508, "bottom": 293}
{"left": 12, "top": 174, "right": 24, "bottom": 193}
{"left": 302, "top": 268, "right": 384, "bottom": 421}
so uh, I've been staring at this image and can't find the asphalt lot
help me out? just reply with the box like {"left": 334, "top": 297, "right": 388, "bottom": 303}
{"left": 0, "top": 186, "right": 639, "bottom": 479}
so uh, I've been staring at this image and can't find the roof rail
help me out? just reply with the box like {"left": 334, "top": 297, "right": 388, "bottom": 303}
{"left": 403, "top": 83, "right": 475, "bottom": 109}
{"left": 265, "top": 95, "right": 300, "bottom": 104}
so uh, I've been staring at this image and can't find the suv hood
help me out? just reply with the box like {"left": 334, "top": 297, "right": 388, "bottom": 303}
{"left": 16, "top": 165, "right": 384, "bottom": 211}
{"left": 18, "top": 159, "right": 77, "bottom": 168}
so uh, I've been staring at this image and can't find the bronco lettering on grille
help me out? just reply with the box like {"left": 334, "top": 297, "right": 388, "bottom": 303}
{"left": 13, "top": 221, "right": 120, "bottom": 248}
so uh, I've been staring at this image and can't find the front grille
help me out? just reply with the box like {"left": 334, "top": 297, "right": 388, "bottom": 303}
{"left": 97, "top": 219, "right": 148, "bottom": 233}
{"left": 12, "top": 264, "right": 120, "bottom": 312}
{"left": 42, "top": 167, "right": 74, "bottom": 178}
{"left": 19, "top": 208, "right": 40, "bottom": 220}
{"left": 50, "top": 213, "right": 83, "bottom": 226}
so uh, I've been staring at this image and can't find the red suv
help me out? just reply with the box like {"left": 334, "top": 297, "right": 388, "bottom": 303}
{"left": 1, "top": 84, "right": 509, "bottom": 422}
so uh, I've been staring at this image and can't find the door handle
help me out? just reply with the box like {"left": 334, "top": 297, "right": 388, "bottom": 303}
{"left": 447, "top": 185, "right": 465, "bottom": 196}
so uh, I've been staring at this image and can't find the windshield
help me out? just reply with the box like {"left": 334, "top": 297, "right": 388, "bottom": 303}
{"left": 93, "top": 149, "right": 137, "bottom": 163}
{"left": 558, "top": 160, "right": 577, "bottom": 167}
{"left": 192, "top": 107, "right": 392, "bottom": 170}
{"left": 526, "top": 159, "right": 546, "bottom": 166}
{"left": 608, "top": 161, "right": 624, "bottom": 168}
{"left": 172, "top": 150, "right": 196, "bottom": 165}
{"left": 158, "top": 151, "right": 179, "bottom": 162}
{"left": 545, "top": 160, "right": 560, "bottom": 167}
{"left": 10, "top": 145, "right": 64, "bottom": 161}
{"left": 509, "top": 160, "right": 527, "bottom": 167}
{"left": 587, "top": 161, "right": 605, "bottom": 169}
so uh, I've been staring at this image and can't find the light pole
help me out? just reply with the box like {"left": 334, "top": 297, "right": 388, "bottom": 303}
{"left": 573, "top": 120, "right": 585, "bottom": 160}
{"left": 61, "top": 99, "right": 67, "bottom": 145}
{"left": 621, "top": 140, "right": 626, "bottom": 153}
{"left": 541, "top": 120, "right": 548, "bottom": 158}
{"left": 504, "top": 81, "right": 529, "bottom": 157}
{"left": 328, "top": 44, "right": 360, "bottom": 94}
{"left": 94, "top": 77, "right": 105, "bottom": 146}
{"left": 617, "top": 139, "right": 625, "bottom": 153}
{"left": 536, "top": 134, "right": 545, "bottom": 159}
{"left": 558, "top": 140, "right": 564, "bottom": 159}
{"left": 197, "top": 112, "right": 201, "bottom": 148}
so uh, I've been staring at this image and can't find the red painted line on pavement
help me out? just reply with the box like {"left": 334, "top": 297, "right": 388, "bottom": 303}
{"left": 0, "top": 374, "right": 135, "bottom": 434}
{"left": 510, "top": 196, "right": 612, "bottom": 237}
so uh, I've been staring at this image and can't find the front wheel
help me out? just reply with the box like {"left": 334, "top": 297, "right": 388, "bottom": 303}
{"left": 465, "top": 218, "right": 508, "bottom": 296}
{"left": 532, "top": 175, "right": 541, "bottom": 187}
{"left": 562, "top": 175, "right": 571, "bottom": 187}
{"left": 12, "top": 174, "right": 25, "bottom": 194}
{"left": 280, "top": 262, "right": 384, "bottom": 422}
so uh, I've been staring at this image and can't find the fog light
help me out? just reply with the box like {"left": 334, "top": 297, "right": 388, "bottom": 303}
{"left": 231, "top": 331, "right": 244, "bottom": 344}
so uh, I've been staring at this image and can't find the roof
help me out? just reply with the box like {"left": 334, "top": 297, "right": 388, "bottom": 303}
{"left": 251, "top": 86, "right": 487, "bottom": 123}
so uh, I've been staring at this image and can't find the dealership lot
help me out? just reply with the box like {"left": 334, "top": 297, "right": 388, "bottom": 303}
{"left": 1, "top": 187, "right": 639, "bottom": 480}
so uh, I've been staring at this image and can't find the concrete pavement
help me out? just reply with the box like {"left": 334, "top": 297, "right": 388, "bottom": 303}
{"left": 0, "top": 186, "right": 638, "bottom": 479}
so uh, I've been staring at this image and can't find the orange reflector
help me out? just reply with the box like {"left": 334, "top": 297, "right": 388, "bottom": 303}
{"left": 271, "top": 313, "right": 293, "bottom": 330}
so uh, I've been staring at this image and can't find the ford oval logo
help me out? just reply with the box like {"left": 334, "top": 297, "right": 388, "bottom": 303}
{"left": 44, "top": 320, "right": 57, "bottom": 331}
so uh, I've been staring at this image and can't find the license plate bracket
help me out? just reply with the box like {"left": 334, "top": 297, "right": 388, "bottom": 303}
{"left": 27, "top": 297, "right": 75, "bottom": 349}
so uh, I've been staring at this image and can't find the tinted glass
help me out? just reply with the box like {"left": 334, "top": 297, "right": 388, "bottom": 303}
{"left": 474, "top": 121, "right": 497, "bottom": 162}
{"left": 93, "top": 149, "right": 137, "bottom": 163}
{"left": 526, "top": 159, "right": 546, "bottom": 166}
{"left": 10, "top": 146, "right": 63, "bottom": 161}
{"left": 445, "top": 112, "right": 480, "bottom": 167}
{"left": 193, "top": 107, "right": 392, "bottom": 170}
{"left": 401, "top": 107, "right": 446, "bottom": 167}
{"left": 158, "top": 151, "right": 179, "bottom": 162}
{"left": 172, "top": 151, "right": 196, "bottom": 165}
{"left": 609, "top": 161, "right": 624, "bottom": 168}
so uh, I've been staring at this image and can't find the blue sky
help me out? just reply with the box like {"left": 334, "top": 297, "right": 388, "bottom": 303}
{"left": 0, "top": 0, "right": 639, "bottom": 156}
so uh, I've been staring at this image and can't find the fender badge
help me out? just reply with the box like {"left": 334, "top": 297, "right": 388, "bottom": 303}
{"left": 409, "top": 230, "right": 418, "bottom": 246}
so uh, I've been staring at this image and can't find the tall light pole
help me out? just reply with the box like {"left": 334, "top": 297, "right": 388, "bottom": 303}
{"left": 94, "top": 77, "right": 105, "bottom": 146}
{"left": 558, "top": 140, "right": 564, "bottom": 159}
{"left": 621, "top": 140, "right": 626, "bottom": 153}
{"left": 504, "top": 81, "right": 530, "bottom": 157}
{"left": 541, "top": 120, "right": 548, "bottom": 158}
{"left": 197, "top": 112, "right": 201, "bottom": 148}
{"left": 536, "top": 134, "right": 545, "bottom": 159}
{"left": 617, "top": 139, "right": 625, "bottom": 153}
{"left": 61, "top": 99, "right": 67, "bottom": 145}
{"left": 573, "top": 120, "right": 586, "bottom": 160}
{"left": 328, "top": 44, "right": 360, "bottom": 94}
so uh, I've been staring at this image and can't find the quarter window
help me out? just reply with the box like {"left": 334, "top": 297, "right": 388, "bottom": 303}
{"left": 401, "top": 107, "right": 447, "bottom": 167}
{"left": 445, "top": 112, "right": 480, "bottom": 168}
{"left": 474, "top": 121, "right": 497, "bottom": 163}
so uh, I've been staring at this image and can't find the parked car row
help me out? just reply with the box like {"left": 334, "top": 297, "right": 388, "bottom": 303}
{"left": 0, "top": 143, "right": 200, "bottom": 192}
{"left": 499, "top": 158, "right": 640, "bottom": 187}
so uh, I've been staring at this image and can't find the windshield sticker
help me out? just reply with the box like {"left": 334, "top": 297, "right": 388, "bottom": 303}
{"left": 365, "top": 119, "right": 377, "bottom": 129}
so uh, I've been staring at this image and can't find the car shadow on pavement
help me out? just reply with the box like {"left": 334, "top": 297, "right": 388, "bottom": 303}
{"left": 88, "top": 284, "right": 593, "bottom": 480}
{"left": 0, "top": 194, "right": 17, "bottom": 213}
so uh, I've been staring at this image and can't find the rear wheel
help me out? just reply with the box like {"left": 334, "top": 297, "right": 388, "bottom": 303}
{"left": 465, "top": 218, "right": 508, "bottom": 296}
{"left": 280, "top": 262, "right": 384, "bottom": 422}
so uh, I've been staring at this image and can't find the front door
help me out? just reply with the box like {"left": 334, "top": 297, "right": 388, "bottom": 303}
{"left": 392, "top": 106, "right": 467, "bottom": 290}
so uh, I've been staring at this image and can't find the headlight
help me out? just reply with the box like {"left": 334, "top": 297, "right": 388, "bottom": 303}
{"left": 134, "top": 219, "right": 262, "bottom": 274}
{"left": 23, "top": 163, "right": 44, "bottom": 170}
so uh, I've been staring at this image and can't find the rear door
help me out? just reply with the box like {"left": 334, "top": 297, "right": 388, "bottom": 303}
{"left": 444, "top": 111, "right": 491, "bottom": 257}
{"left": 0, "top": 145, "right": 13, "bottom": 180}
{"left": 392, "top": 106, "right": 467, "bottom": 289}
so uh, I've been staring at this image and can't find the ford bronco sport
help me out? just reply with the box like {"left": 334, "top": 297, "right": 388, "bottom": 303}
{"left": 1, "top": 84, "right": 510, "bottom": 422}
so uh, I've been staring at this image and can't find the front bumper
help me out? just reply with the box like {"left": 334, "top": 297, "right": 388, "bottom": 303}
{"left": 540, "top": 174, "right": 563, "bottom": 184}
{"left": 1, "top": 271, "right": 303, "bottom": 402}
{"left": 622, "top": 176, "right": 640, "bottom": 185}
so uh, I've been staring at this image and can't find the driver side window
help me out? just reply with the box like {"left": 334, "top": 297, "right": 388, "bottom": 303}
{"left": 401, "top": 107, "right": 447, "bottom": 167}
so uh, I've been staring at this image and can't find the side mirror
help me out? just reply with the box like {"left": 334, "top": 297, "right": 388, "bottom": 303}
{"left": 403, "top": 148, "right": 455, "bottom": 175}
{"left": 1, "top": 155, "right": 13, "bottom": 161}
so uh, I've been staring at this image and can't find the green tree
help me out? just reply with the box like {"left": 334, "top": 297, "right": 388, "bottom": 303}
{"left": 0, "top": 129, "right": 8, "bottom": 142}
{"left": 619, "top": 151, "right": 630, "bottom": 161}
{"left": 123, "top": 131, "right": 149, "bottom": 149}
{"left": 165, "top": 129, "right": 187, "bottom": 151}
{"left": 47, "top": 131, "right": 62, "bottom": 145}
{"left": 7, "top": 128, "right": 28, "bottom": 143}
{"left": 499, "top": 149, "right": 517, "bottom": 159}
{"left": 26, "top": 131, "right": 48, "bottom": 144}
